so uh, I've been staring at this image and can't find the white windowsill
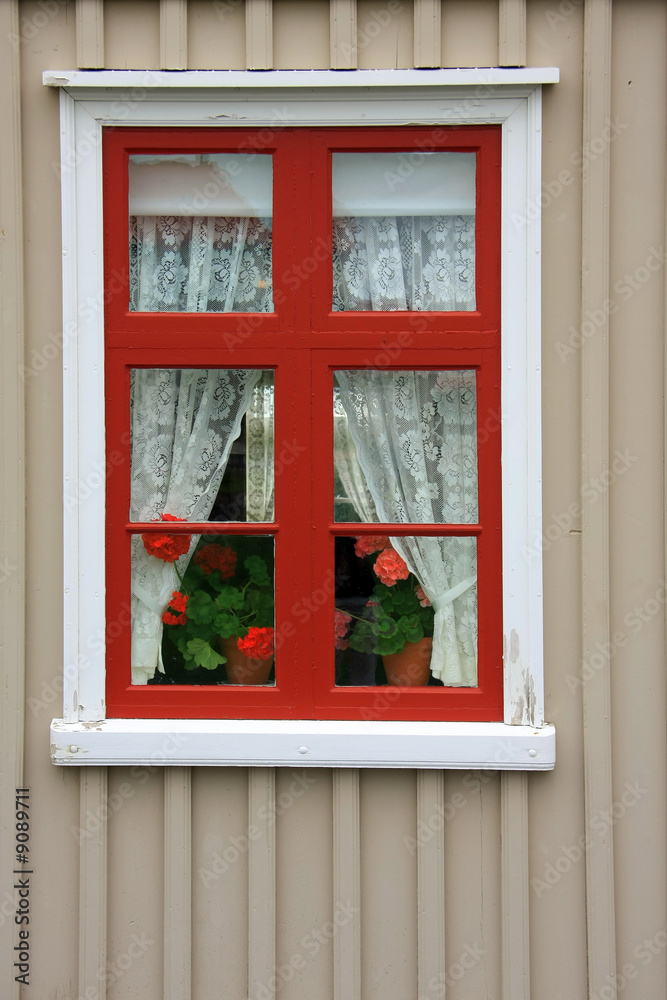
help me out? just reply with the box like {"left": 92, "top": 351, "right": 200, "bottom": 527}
{"left": 51, "top": 719, "right": 556, "bottom": 769}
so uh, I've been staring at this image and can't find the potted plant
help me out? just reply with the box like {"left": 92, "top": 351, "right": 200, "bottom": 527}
{"left": 143, "top": 518, "right": 275, "bottom": 685}
{"left": 335, "top": 537, "right": 435, "bottom": 686}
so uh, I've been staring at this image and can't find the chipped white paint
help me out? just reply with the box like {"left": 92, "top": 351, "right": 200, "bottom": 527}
{"left": 501, "top": 86, "right": 545, "bottom": 729}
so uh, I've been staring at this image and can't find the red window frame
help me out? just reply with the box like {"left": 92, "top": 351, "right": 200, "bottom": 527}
{"left": 103, "top": 125, "right": 503, "bottom": 722}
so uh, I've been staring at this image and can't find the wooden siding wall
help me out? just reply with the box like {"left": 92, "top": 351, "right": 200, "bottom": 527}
{"left": 0, "top": 2, "right": 665, "bottom": 998}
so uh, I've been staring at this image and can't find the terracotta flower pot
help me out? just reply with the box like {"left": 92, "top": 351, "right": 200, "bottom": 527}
{"left": 382, "top": 637, "right": 433, "bottom": 686}
{"left": 219, "top": 636, "right": 274, "bottom": 685}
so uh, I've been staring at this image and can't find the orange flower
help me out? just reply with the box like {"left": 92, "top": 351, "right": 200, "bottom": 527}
{"left": 142, "top": 513, "right": 191, "bottom": 563}
{"left": 373, "top": 547, "right": 409, "bottom": 587}
{"left": 353, "top": 535, "right": 391, "bottom": 558}
{"left": 237, "top": 626, "right": 275, "bottom": 660}
{"left": 193, "top": 543, "right": 237, "bottom": 579}
{"left": 162, "top": 590, "right": 189, "bottom": 625}
{"left": 414, "top": 585, "right": 431, "bottom": 607}
{"left": 334, "top": 609, "right": 352, "bottom": 650}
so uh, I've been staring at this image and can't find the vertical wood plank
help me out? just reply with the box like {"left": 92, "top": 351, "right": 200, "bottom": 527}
{"left": 581, "top": 1, "right": 616, "bottom": 995}
{"left": 413, "top": 0, "right": 441, "bottom": 69}
{"left": 246, "top": 0, "right": 273, "bottom": 70}
{"left": 164, "top": 768, "right": 192, "bottom": 1000}
{"left": 248, "top": 768, "right": 276, "bottom": 996}
{"left": 330, "top": 0, "right": 357, "bottom": 69}
{"left": 0, "top": 4, "right": 25, "bottom": 998}
{"left": 79, "top": 768, "right": 107, "bottom": 999}
{"left": 501, "top": 772, "right": 530, "bottom": 1000}
{"left": 417, "top": 771, "right": 446, "bottom": 998}
{"left": 498, "top": 0, "right": 526, "bottom": 68}
{"left": 76, "top": 0, "right": 105, "bottom": 69}
{"left": 160, "top": 0, "right": 188, "bottom": 71}
{"left": 333, "top": 769, "right": 361, "bottom": 1000}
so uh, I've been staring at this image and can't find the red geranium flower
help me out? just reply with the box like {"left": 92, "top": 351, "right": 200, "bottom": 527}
{"left": 354, "top": 535, "right": 391, "bottom": 558}
{"left": 373, "top": 547, "right": 409, "bottom": 587}
{"left": 414, "top": 585, "right": 431, "bottom": 607}
{"left": 162, "top": 590, "right": 189, "bottom": 626}
{"left": 334, "top": 609, "right": 352, "bottom": 650}
{"left": 237, "top": 626, "right": 275, "bottom": 661}
{"left": 193, "top": 543, "right": 237, "bottom": 579}
{"left": 142, "top": 513, "right": 191, "bottom": 563}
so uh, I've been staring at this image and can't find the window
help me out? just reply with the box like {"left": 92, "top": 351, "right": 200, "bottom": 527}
{"left": 104, "top": 125, "right": 501, "bottom": 723}
{"left": 49, "top": 70, "right": 556, "bottom": 767}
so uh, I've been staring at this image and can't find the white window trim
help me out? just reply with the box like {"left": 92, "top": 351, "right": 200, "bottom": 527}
{"left": 46, "top": 68, "right": 557, "bottom": 769}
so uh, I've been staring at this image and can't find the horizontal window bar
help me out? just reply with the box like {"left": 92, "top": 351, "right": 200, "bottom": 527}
{"left": 331, "top": 522, "right": 482, "bottom": 536}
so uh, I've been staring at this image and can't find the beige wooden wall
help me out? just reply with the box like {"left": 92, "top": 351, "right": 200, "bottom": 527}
{"left": 0, "top": 1, "right": 665, "bottom": 998}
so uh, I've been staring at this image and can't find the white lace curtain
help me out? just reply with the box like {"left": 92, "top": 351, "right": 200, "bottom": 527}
{"left": 130, "top": 216, "right": 273, "bottom": 312}
{"left": 246, "top": 373, "right": 275, "bottom": 522}
{"left": 332, "top": 216, "right": 475, "bottom": 311}
{"left": 335, "top": 371, "right": 478, "bottom": 686}
{"left": 129, "top": 215, "right": 478, "bottom": 685}
{"left": 129, "top": 214, "right": 474, "bottom": 314}
{"left": 130, "top": 368, "right": 260, "bottom": 684}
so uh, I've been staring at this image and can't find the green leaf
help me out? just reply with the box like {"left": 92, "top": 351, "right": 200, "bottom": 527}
{"left": 348, "top": 620, "right": 378, "bottom": 654}
{"left": 214, "top": 611, "right": 242, "bottom": 638}
{"left": 392, "top": 589, "right": 420, "bottom": 615}
{"left": 377, "top": 633, "right": 406, "bottom": 656}
{"left": 186, "top": 591, "right": 217, "bottom": 624}
{"left": 185, "top": 638, "right": 225, "bottom": 671}
{"left": 244, "top": 555, "right": 271, "bottom": 588}
{"left": 376, "top": 614, "right": 398, "bottom": 638}
{"left": 398, "top": 614, "right": 423, "bottom": 644}
{"left": 246, "top": 588, "right": 275, "bottom": 624}
{"left": 182, "top": 563, "right": 205, "bottom": 587}
{"left": 215, "top": 585, "right": 245, "bottom": 611}
{"left": 205, "top": 571, "right": 225, "bottom": 592}
{"left": 417, "top": 603, "right": 435, "bottom": 637}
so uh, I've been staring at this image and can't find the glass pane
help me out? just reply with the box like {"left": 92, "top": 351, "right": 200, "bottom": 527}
{"left": 334, "top": 535, "right": 477, "bottom": 688}
{"left": 128, "top": 154, "right": 273, "bottom": 312}
{"left": 130, "top": 368, "right": 274, "bottom": 523}
{"left": 131, "top": 531, "right": 275, "bottom": 687}
{"left": 332, "top": 152, "right": 476, "bottom": 311}
{"left": 334, "top": 370, "right": 478, "bottom": 524}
